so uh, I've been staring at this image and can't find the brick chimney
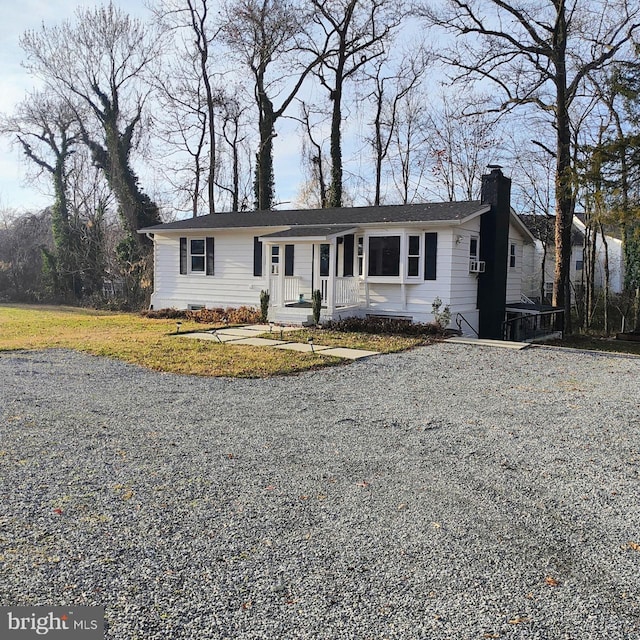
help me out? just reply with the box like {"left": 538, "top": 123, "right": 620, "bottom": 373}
{"left": 477, "top": 166, "right": 511, "bottom": 339}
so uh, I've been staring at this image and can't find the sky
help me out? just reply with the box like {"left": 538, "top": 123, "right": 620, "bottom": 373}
{"left": 0, "top": 0, "right": 150, "bottom": 214}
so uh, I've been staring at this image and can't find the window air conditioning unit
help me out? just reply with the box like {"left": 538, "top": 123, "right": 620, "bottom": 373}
{"left": 469, "top": 260, "right": 486, "bottom": 273}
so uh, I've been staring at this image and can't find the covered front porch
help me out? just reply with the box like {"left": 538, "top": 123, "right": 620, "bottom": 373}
{"left": 259, "top": 225, "right": 365, "bottom": 324}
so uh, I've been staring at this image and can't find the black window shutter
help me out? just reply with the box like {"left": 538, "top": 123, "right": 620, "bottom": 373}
{"left": 180, "top": 237, "right": 187, "bottom": 274}
{"left": 424, "top": 232, "right": 437, "bottom": 280}
{"left": 285, "top": 244, "right": 294, "bottom": 277}
{"left": 253, "top": 237, "right": 263, "bottom": 276}
{"left": 343, "top": 234, "right": 354, "bottom": 277}
{"left": 206, "top": 237, "right": 215, "bottom": 275}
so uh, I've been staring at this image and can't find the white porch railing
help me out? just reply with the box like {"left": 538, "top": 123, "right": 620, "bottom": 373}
{"left": 320, "top": 276, "right": 360, "bottom": 307}
{"left": 269, "top": 276, "right": 301, "bottom": 306}
{"left": 270, "top": 275, "right": 360, "bottom": 310}
{"left": 335, "top": 277, "right": 360, "bottom": 306}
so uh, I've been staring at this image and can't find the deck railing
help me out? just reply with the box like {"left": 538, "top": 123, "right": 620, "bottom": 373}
{"left": 502, "top": 309, "right": 564, "bottom": 342}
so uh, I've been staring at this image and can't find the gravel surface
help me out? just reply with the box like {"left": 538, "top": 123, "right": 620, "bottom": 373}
{"left": 1, "top": 343, "right": 639, "bottom": 639}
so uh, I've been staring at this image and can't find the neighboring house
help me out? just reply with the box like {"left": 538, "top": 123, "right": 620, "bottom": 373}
{"left": 519, "top": 214, "right": 624, "bottom": 302}
{"left": 140, "top": 168, "right": 536, "bottom": 339}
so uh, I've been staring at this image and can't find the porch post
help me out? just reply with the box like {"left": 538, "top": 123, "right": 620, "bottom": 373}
{"left": 327, "top": 240, "right": 336, "bottom": 315}
{"left": 277, "top": 243, "right": 285, "bottom": 306}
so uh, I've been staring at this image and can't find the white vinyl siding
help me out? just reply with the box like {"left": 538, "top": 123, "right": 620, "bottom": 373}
{"left": 449, "top": 221, "right": 482, "bottom": 316}
{"left": 506, "top": 234, "right": 523, "bottom": 303}
{"left": 152, "top": 229, "right": 279, "bottom": 309}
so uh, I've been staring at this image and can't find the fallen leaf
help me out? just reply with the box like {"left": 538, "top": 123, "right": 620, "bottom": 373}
{"left": 242, "top": 601, "right": 252, "bottom": 610}
{"left": 265, "top": 485, "right": 276, "bottom": 491}
{"left": 627, "top": 541, "right": 640, "bottom": 551}
{"left": 53, "top": 508, "right": 64, "bottom": 515}
{"left": 356, "top": 480, "right": 370, "bottom": 488}
{"left": 545, "top": 576, "right": 560, "bottom": 587}
{"left": 508, "top": 616, "right": 530, "bottom": 625}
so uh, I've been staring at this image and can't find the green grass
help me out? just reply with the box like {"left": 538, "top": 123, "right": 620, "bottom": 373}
{"left": 0, "top": 305, "right": 424, "bottom": 377}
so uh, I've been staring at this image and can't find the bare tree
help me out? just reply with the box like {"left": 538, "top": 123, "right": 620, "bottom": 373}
{"left": 0, "top": 208, "right": 52, "bottom": 301}
{"left": 311, "top": 0, "right": 404, "bottom": 208}
{"left": 425, "top": 91, "right": 503, "bottom": 201}
{"left": 216, "top": 91, "right": 253, "bottom": 211}
{"left": 1, "top": 93, "right": 82, "bottom": 298}
{"left": 222, "top": 0, "right": 327, "bottom": 210}
{"left": 295, "top": 101, "right": 330, "bottom": 208}
{"left": 387, "top": 90, "right": 431, "bottom": 204}
{"left": 20, "top": 2, "right": 164, "bottom": 259}
{"left": 366, "top": 46, "right": 428, "bottom": 205}
{"left": 419, "top": 0, "right": 640, "bottom": 333}
{"left": 153, "top": 0, "right": 224, "bottom": 216}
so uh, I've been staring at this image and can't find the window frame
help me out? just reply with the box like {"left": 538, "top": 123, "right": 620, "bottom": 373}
{"left": 270, "top": 245, "right": 280, "bottom": 275}
{"left": 406, "top": 234, "right": 422, "bottom": 279}
{"left": 469, "top": 235, "right": 480, "bottom": 261}
{"left": 180, "top": 237, "right": 214, "bottom": 276}
{"left": 356, "top": 235, "right": 364, "bottom": 276}
{"left": 367, "top": 234, "right": 402, "bottom": 278}
{"left": 509, "top": 243, "right": 516, "bottom": 268}
{"left": 189, "top": 238, "right": 206, "bottom": 273}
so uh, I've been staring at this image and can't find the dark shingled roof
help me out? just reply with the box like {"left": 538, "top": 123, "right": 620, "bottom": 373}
{"left": 139, "top": 201, "right": 488, "bottom": 232}
{"left": 259, "top": 225, "right": 357, "bottom": 238}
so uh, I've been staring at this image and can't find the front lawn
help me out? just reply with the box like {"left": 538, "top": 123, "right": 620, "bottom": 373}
{"left": 0, "top": 305, "right": 424, "bottom": 377}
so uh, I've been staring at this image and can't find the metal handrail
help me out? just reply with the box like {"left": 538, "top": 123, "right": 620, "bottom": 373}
{"left": 455, "top": 312, "right": 479, "bottom": 337}
{"left": 502, "top": 309, "right": 564, "bottom": 342}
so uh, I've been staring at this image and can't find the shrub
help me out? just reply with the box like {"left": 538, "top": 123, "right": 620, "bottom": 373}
{"left": 324, "top": 316, "right": 441, "bottom": 336}
{"left": 260, "top": 290, "right": 270, "bottom": 323}
{"left": 431, "top": 297, "right": 452, "bottom": 330}
{"left": 142, "top": 306, "right": 261, "bottom": 324}
{"left": 142, "top": 308, "right": 188, "bottom": 319}
{"left": 312, "top": 289, "right": 322, "bottom": 324}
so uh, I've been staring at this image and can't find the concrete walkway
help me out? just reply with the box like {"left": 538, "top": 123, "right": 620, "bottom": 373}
{"left": 177, "top": 324, "right": 379, "bottom": 360}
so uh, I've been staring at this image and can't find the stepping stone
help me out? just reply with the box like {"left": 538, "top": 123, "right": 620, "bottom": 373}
{"left": 230, "top": 338, "right": 288, "bottom": 346}
{"left": 179, "top": 332, "right": 242, "bottom": 343}
{"left": 319, "top": 347, "right": 379, "bottom": 360}
{"left": 215, "top": 327, "right": 270, "bottom": 337}
{"left": 273, "top": 342, "right": 332, "bottom": 353}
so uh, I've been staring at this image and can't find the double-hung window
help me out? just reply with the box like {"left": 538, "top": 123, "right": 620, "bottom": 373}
{"left": 180, "top": 237, "right": 214, "bottom": 275}
{"left": 190, "top": 239, "right": 206, "bottom": 272}
{"left": 407, "top": 235, "right": 421, "bottom": 277}
{"left": 509, "top": 243, "right": 516, "bottom": 268}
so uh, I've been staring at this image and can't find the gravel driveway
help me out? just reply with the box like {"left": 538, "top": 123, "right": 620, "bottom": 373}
{"left": 1, "top": 343, "right": 639, "bottom": 639}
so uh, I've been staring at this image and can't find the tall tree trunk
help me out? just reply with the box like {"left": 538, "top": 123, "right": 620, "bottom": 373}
{"left": 553, "top": 52, "right": 574, "bottom": 333}
{"left": 328, "top": 71, "right": 344, "bottom": 208}
{"left": 255, "top": 91, "right": 275, "bottom": 210}
{"left": 600, "top": 222, "right": 610, "bottom": 335}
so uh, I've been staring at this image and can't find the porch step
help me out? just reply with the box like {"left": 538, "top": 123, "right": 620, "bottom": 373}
{"left": 445, "top": 336, "right": 530, "bottom": 350}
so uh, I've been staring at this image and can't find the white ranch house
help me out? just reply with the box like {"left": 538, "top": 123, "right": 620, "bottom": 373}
{"left": 141, "top": 168, "right": 543, "bottom": 339}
